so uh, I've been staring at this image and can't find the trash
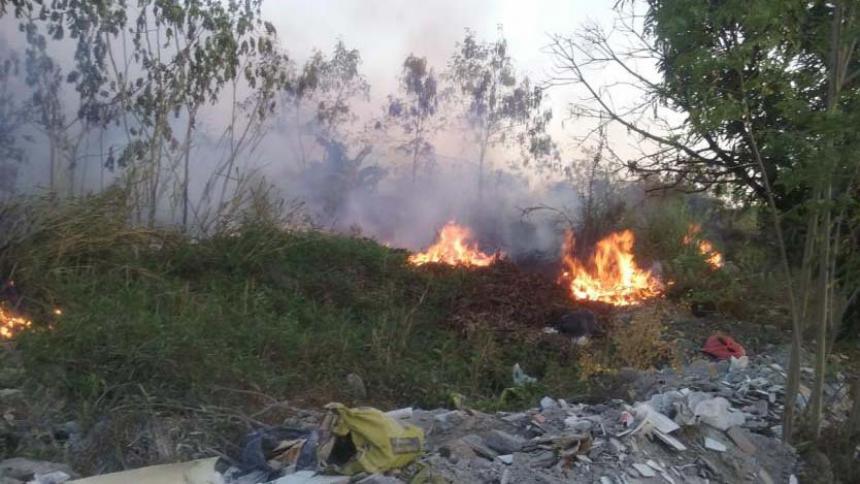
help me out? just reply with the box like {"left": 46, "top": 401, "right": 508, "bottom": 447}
{"left": 564, "top": 417, "right": 593, "bottom": 433}
{"left": 496, "top": 454, "right": 513, "bottom": 465}
{"left": 632, "top": 462, "right": 656, "bottom": 478}
{"left": 701, "top": 334, "right": 746, "bottom": 360}
{"left": 384, "top": 407, "right": 413, "bottom": 420}
{"left": 703, "top": 437, "right": 727, "bottom": 452}
{"left": 619, "top": 411, "right": 634, "bottom": 428}
{"left": 268, "top": 471, "right": 351, "bottom": 483}
{"left": 551, "top": 309, "right": 598, "bottom": 338}
{"left": 0, "top": 459, "right": 77, "bottom": 482}
{"left": 345, "top": 373, "right": 367, "bottom": 400}
{"left": 692, "top": 397, "right": 745, "bottom": 431}
{"left": 633, "top": 403, "right": 680, "bottom": 434}
{"left": 317, "top": 403, "right": 424, "bottom": 475}
{"left": 512, "top": 363, "right": 536, "bottom": 386}
{"left": 729, "top": 355, "right": 749, "bottom": 372}
{"left": 539, "top": 396, "right": 558, "bottom": 411}
{"left": 239, "top": 427, "right": 312, "bottom": 475}
{"left": 68, "top": 458, "right": 218, "bottom": 484}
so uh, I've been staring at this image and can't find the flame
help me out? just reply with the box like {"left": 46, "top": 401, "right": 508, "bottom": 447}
{"left": 409, "top": 222, "right": 498, "bottom": 267}
{"left": 684, "top": 224, "right": 723, "bottom": 269}
{"left": 560, "top": 229, "right": 663, "bottom": 306}
{"left": 0, "top": 305, "right": 32, "bottom": 340}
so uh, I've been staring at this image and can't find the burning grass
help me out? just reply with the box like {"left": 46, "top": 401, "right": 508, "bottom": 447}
{"left": 408, "top": 221, "right": 500, "bottom": 267}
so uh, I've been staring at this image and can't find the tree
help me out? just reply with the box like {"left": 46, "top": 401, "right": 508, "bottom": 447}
{"left": 550, "top": 0, "right": 860, "bottom": 441}
{"left": 448, "top": 28, "right": 555, "bottom": 197}
{"left": 384, "top": 54, "right": 443, "bottom": 183}
{"left": 0, "top": 52, "right": 28, "bottom": 196}
{"left": 281, "top": 41, "right": 369, "bottom": 169}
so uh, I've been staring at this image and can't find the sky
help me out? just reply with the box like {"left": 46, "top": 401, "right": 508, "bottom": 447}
{"left": 262, "top": 0, "right": 621, "bottom": 159}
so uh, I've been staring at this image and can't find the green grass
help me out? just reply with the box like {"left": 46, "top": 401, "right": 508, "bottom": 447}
{"left": 2, "top": 194, "right": 580, "bottom": 417}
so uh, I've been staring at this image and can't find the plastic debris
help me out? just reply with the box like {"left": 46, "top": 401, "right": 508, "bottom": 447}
{"left": 702, "top": 334, "right": 746, "bottom": 360}
{"left": 512, "top": 363, "right": 537, "bottom": 386}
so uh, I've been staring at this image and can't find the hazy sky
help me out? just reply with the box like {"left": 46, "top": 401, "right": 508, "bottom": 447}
{"left": 263, "top": 0, "right": 620, "bottom": 158}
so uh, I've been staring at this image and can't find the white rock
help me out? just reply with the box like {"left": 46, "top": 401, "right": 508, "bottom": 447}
{"left": 497, "top": 454, "right": 513, "bottom": 465}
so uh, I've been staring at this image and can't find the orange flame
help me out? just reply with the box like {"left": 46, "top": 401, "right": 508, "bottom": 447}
{"left": 684, "top": 224, "right": 723, "bottom": 269}
{"left": 0, "top": 305, "right": 32, "bottom": 340}
{"left": 409, "top": 222, "right": 498, "bottom": 267}
{"left": 560, "top": 229, "right": 663, "bottom": 306}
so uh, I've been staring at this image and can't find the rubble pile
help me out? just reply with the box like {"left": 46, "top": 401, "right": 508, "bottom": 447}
{"left": 402, "top": 353, "right": 803, "bottom": 484}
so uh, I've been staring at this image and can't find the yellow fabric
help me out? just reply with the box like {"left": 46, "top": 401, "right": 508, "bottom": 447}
{"left": 323, "top": 403, "right": 424, "bottom": 475}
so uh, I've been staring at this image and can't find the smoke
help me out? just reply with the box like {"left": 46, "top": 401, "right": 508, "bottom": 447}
{"left": 0, "top": 0, "right": 645, "bottom": 260}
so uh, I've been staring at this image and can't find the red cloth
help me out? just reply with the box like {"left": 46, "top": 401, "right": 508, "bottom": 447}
{"left": 702, "top": 334, "right": 746, "bottom": 360}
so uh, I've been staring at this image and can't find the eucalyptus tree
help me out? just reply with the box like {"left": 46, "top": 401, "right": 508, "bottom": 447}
{"left": 447, "top": 29, "right": 555, "bottom": 197}
{"left": 384, "top": 54, "right": 443, "bottom": 183}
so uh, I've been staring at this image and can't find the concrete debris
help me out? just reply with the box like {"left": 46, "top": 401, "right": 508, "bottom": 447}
{"left": 632, "top": 462, "right": 656, "bottom": 477}
{"left": 703, "top": 437, "right": 728, "bottom": 452}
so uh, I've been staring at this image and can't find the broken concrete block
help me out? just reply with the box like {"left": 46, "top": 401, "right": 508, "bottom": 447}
{"left": 632, "top": 462, "right": 656, "bottom": 478}
{"left": 483, "top": 430, "right": 524, "bottom": 455}
{"left": 726, "top": 426, "right": 756, "bottom": 454}
{"left": 460, "top": 434, "right": 498, "bottom": 460}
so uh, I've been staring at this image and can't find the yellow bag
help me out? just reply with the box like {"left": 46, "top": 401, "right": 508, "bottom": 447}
{"left": 319, "top": 403, "right": 424, "bottom": 475}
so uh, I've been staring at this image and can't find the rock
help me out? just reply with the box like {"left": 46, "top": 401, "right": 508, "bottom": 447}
{"left": 345, "top": 373, "right": 366, "bottom": 400}
{"left": 433, "top": 410, "right": 466, "bottom": 432}
{"left": 563, "top": 417, "right": 593, "bottom": 433}
{"left": 0, "top": 459, "right": 75, "bottom": 481}
{"left": 29, "top": 471, "right": 71, "bottom": 484}
{"left": 539, "top": 397, "right": 557, "bottom": 411}
{"left": 693, "top": 397, "right": 745, "bottom": 431}
{"left": 439, "top": 439, "right": 476, "bottom": 463}
{"left": 653, "top": 429, "right": 687, "bottom": 451}
{"left": 483, "top": 430, "right": 524, "bottom": 455}
{"left": 704, "top": 437, "right": 728, "bottom": 452}
{"left": 460, "top": 434, "right": 497, "bottom": 460}
{"left": 632, "top": 462, "right": 656, "bottom": 478}
{"left": 496, "top": 454, "right": 513, "bottom": 465}
{"left": 726, "top": 426, "right": 756, "bottom": 454}
{"left": 384, "top": 407, "right": 412, "bottom": 420}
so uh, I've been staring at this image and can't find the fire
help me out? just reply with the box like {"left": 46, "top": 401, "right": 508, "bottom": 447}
{"left": 560, "top": 229, "right": 663, "bottom": 306}
{"left": 0, "top": 305, "right": 32, "bottom": 340}
{"left": 683, "top": 224, "right": 723, "bottom": 269}
{"left": 409, "top": 222, "right": 499, "bottom": 267}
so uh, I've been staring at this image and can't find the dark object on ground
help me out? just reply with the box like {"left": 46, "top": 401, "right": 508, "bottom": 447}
{"left": 552, "top": 309, "right": 599, "bottom": 338}
{"left": 238, "top": 427, "right": 310, "bottom": 475}
{"left": 702, "top": 334, "right": 746, "bottom": 360}
{"left": 691, "top": 301, "right": 717, "bottom": 317}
